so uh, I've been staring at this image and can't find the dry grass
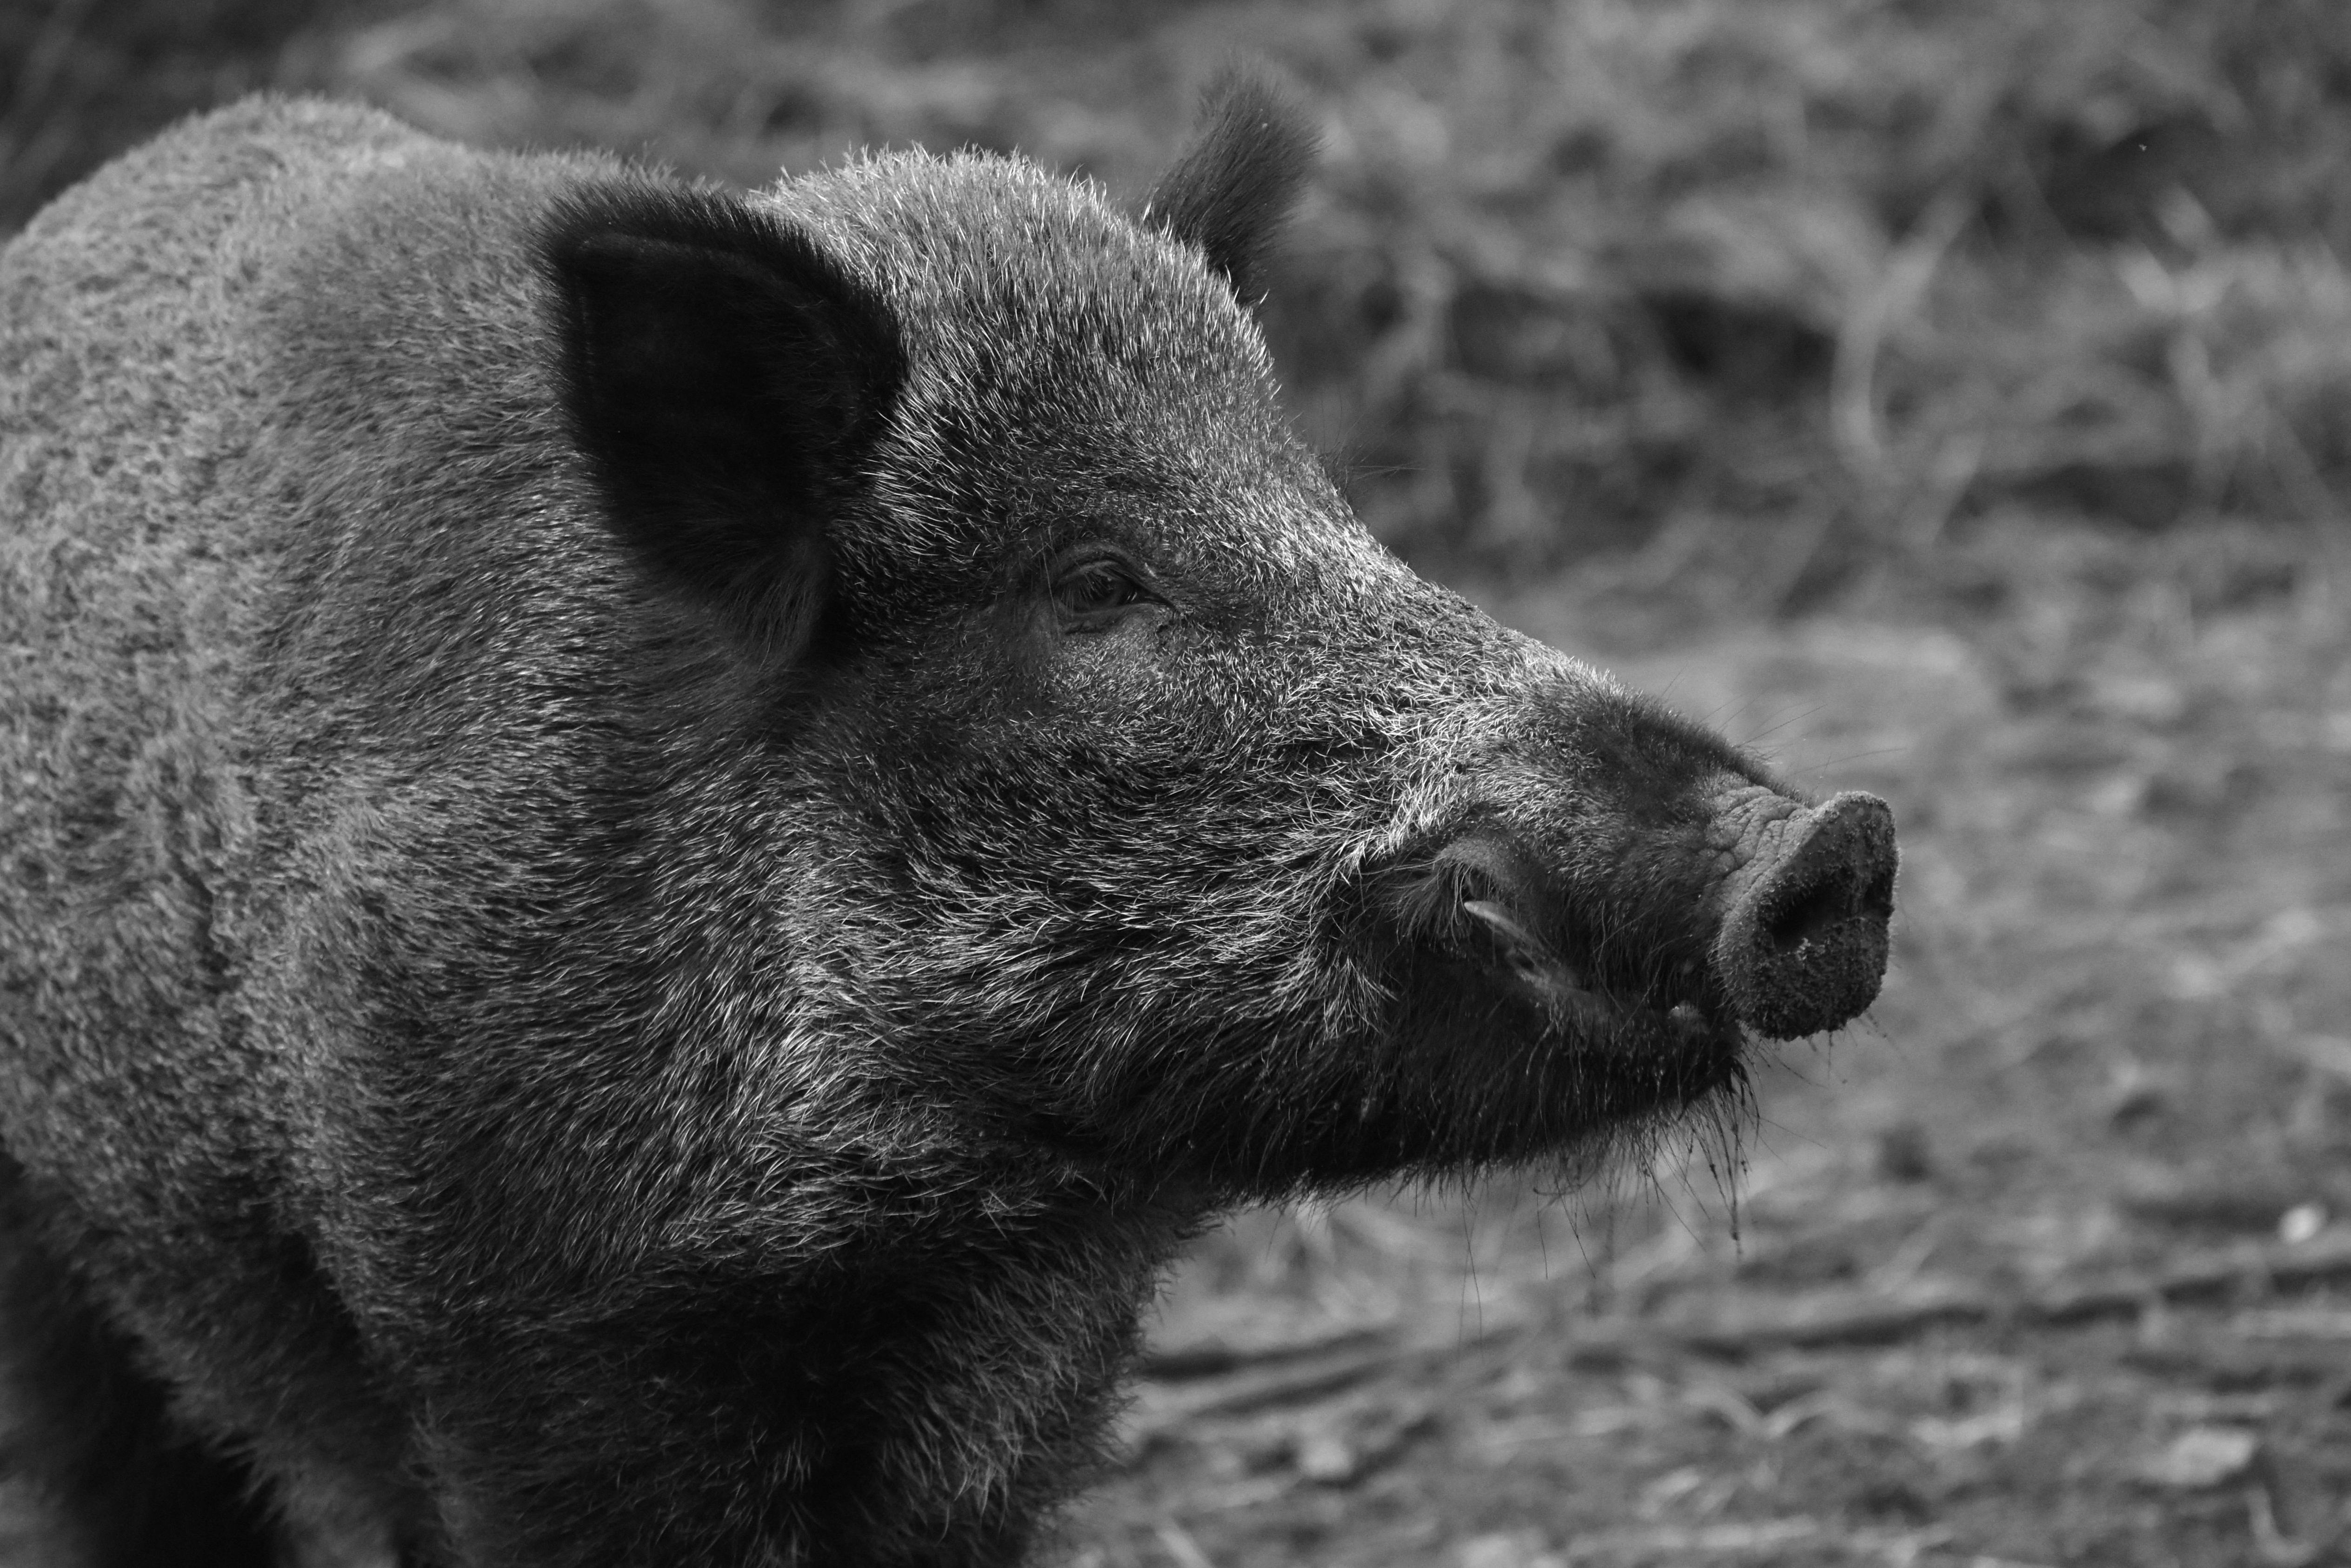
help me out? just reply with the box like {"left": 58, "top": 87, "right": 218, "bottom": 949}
{"left": 8, "top": 0, "right": 2351, "bottom": 589}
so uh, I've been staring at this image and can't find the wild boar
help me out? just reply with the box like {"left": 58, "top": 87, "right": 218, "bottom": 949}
{"left": 0, "top": 82, "right": 1894, "bottom": 1568}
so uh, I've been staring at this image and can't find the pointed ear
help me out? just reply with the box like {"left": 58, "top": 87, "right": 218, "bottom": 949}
{"left": 1145, "top": 71, "right": 1317, "bottom": 306}
{"left": 542, "top": 182, "right": 903, "bottom": 663}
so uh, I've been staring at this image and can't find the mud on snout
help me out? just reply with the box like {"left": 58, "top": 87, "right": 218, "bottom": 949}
{"left": 1372, "top": 780, "right": 1898, "bottom": 1131}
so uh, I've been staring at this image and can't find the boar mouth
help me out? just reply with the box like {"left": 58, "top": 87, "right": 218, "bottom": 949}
{"left": 1445, "top": 887, "right": 1742, "bottom": 1101}
{"left": 1375, "top": 831, "right": 1743, "bottom": 1086}
{"left": 1457, "top": 895, "right": 1723, "bottom": 1048}
{"left": 1377, "top": 788, "right": 1895, "bottom": 1094}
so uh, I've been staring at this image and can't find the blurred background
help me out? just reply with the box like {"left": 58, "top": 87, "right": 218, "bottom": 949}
{"left": 7, "top": 1, "right": 2351, "bottom": 1564}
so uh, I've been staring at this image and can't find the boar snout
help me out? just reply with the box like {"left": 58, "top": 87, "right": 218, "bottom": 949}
{"left": 1373, "top": 777, "right": 1896, "bottom": 1059}
{"left": 1712, "top": 788, "right": 1898, "bottom": 1040}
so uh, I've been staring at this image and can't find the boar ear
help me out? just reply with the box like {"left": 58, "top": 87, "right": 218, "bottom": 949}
{"left": 1145, "top": 71, "right": 1317, "bottom": 306}
{"left": 543, "top": 183, "right": 903, "bottom": 663}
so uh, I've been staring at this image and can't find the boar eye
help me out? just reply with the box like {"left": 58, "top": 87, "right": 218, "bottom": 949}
{"left": 1051, "top": 557, "right": 1151, "bottom": 627}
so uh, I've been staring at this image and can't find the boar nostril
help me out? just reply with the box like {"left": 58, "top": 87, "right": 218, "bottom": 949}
{"left": 1762, "top": 862, "right": 1892, "bottom": 956}
{"left": 1762, "top": 884, "right": 1838, "bottom": 956}
{"left": 1716, "top": 791, "right": 1898, "bottom": 1041}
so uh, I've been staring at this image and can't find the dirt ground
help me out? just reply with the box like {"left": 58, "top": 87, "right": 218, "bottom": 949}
{"left": 1057, "top": 518, "right": 2351, "bottom": 1568}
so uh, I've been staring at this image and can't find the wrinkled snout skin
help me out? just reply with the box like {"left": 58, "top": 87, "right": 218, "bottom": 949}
{"left": 0, "top": 93, "right": 1895, "bottom": 1568}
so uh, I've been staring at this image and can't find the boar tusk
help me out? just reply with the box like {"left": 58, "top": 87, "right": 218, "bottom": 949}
{"left": 1461, "top": 898, "right": 1587, "bottom": 996}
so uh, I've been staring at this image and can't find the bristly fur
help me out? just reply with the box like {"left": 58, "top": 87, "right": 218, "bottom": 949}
{"left": 0, "top": 1158, "right": 280, "bottom": 1568}
{"left": 1145, "top": 71, "right": 1318, "bottom": 305}
{"left": 0, "top": 82, "right": 1890, "bottom": 1568}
